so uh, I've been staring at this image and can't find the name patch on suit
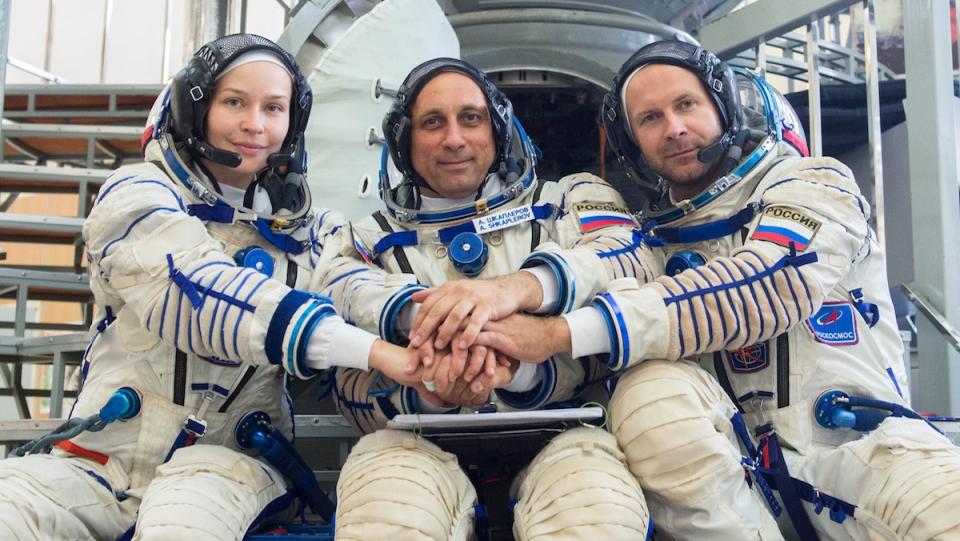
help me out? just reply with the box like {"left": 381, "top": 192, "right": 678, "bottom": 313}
{"left": 573, "top": 202, "right": 636, "bottom": 233}
{"left": 805, "top": 302, "right": 859, "bottom": 346}
{"left": 750, "top": 205, "right": 821, "bottom": 250}
{"left": 726, "top": 342, "right": 770, "bottom": 373}
{"left": 473, "top": 204, "right": 534, "bottom": 234}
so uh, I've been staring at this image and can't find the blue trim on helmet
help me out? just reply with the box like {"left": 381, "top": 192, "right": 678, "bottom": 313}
{"left": 161, "top": 141, "right": 199, "bottom": 193}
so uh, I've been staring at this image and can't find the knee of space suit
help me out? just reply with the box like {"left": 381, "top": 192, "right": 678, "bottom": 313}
{"left": 336, "top": 429, "right": 477, "bottom": 541}
{"left": 512, "top": 427, "right": 650, "bottom": 541}
{"left": 0, "top": 454, "right": 133, "bottom": 540}
{"left": 134, "top": 445, "right": 289, "bottom": 541}
{"left": 608, "top": 360, "right": 742, "bottom": 503}
{"left": 841, "top": 418, "right": 960, "bottom": 540}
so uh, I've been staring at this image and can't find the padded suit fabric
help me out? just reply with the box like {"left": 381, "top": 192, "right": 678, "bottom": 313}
{"left": 511, "top": 427, "right": 650, "bottom": 541}
{"left": 610, "top": 360, "right": 783, "bottom": 540}
{"left": 133, "top": 445, "right": 289, "bottom": 540}
{"left": 335, "top": 430, "right": 477, "bottom": 541}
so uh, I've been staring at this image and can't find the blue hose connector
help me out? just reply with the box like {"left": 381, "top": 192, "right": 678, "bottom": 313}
{"left": 99, "top": 387, "right": 141, "bottom": 424}
{"left": 665, "top": 250, "right": 706, "bottom": 276}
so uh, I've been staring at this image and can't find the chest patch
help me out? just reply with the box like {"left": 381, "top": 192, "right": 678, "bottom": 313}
{"left": 805, "top": 302, "right": 859, "bottom": 346}
{"left": 726, "top": 342, "right": 770, "bottom": 373}
{"left": 573, "top": 202, "right": 636, "bottom": 233}
{"left": 750, "top": 205, "right": 821, "bottom": 250}
{"left": 473, "top": 204, "right": 534, "bottom": 234}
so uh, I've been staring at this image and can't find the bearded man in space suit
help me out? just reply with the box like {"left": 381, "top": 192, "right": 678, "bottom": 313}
{"left": 327, "top": 58, "right": 657, "bottom": 540}
{"left": 437, "top": 40, "right": 960, "bottom": 540}
{"left": 0, "top": 34, "right": 424, "bottom": 540}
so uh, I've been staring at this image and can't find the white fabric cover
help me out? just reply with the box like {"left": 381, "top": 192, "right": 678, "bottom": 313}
{"left": 0, "top": 454, "right": 134, "bottom": 540}
{"left": 305, "top": 0, "right": 459, "bottom": 220}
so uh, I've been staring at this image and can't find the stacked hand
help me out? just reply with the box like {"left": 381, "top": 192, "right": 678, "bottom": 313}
{"left": 370, "top": 330, "right": 517, "bottom": 409}
{"left": 393, "top": 273, "right": 572, "bottom": 408}
{"left": 416, "top": 344, "right": 517, "bottom": 408}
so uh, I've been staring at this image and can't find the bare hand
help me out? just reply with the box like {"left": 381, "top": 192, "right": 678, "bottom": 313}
{"left": 367, "top": 340, "right": 424, "bottom": 388}
{"left": 420, "top": 348, "right": 517, "bottom": 407}
{"left": 419, "top": 345, "right": 490, "bottom": 390}
{"left": 408, "top": 272, "right": 542, "bottom": 352}
{"left": 472, "top": 313, "right": 571, "bottom": 363}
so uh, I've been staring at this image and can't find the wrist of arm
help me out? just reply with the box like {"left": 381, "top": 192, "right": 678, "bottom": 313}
{"left": 511, "top": 269, "right": 547, "bottom": 313}
{"left": 547, "top": 316, "right": 572, "bottom": 356}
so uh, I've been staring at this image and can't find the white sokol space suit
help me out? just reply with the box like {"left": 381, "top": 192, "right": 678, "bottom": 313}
{"left": 327, "top": 59, "right": 655, "bottom": 541}
{"left": 0, "top": 35, "right": 385, "bottom": 541}
{"left": 575, "top": 40, "right": 960, "bottom": 540}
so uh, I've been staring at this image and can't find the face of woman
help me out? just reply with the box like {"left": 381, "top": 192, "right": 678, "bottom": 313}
{"left": 202, "top": 61, "right": 292, "bottom": 189}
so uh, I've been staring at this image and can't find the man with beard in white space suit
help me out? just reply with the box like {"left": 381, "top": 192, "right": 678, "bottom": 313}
{"left": 328, "top": 58, "right": 656, "bottom": 541}
{"left": 434, "top": 41, "right": 960, "bottom": 540}
{"left": 0, "top": 34, "right": 427, "bottom": 541}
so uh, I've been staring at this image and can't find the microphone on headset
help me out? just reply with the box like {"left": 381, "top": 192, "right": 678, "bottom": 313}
{"left": 193, "top": 140, "right": 242, "bottom": 168}
{"left": 696, "top": 135, "right": 729, "bottom": 164}
{"left": 695, "top": 128, "right": 750, "bottom": 178}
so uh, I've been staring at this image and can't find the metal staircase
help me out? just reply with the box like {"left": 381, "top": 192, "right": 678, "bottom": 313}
{"left": 0, "top": 84, "right": 161, "bottom": 419}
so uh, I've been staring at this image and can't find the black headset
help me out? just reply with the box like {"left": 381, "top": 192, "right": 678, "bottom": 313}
{"left": 382, "top": 57, "right": 514, "bottom": 189}
{"left": 600, "top": 40, "right": 745, "bottom": 195}
{"left": 168, "top": 33, "right": 313, "bottom": 171}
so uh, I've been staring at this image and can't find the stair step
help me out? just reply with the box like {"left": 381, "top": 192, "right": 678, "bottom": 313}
{"left": 0, "top": 163, "right": 109, "bottom": 194}
{"left": 0, "top": 212, "right": 84, "bottom": 244}
{"left": 2, "top": 84, "right": 162, "bottom": 123}
{"left": 2, "top": 121, "right": 144, "bottom": 164}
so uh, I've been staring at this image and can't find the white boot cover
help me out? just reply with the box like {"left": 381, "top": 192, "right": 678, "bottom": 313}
{"left": 610, "top": 360, "right": 783, "bottom": 540}
{"left": 512, "top": 426, "right": 650, "bottom": 540}
{"left": 336, "top": 429, "right": 477, "bottom": 541}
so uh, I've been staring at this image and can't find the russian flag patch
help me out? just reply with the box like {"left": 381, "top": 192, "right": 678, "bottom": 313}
{"left": 354, "top": 239, "right": 374, "bottom": 265}
{"left": 750, "top": 205, "right": 822, "bottom": 250}
{"left": 573, "top": 202, "right": 636, "bottom": 233}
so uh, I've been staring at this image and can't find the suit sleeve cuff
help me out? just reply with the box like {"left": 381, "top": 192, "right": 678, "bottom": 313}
{"left": 520, "top": 248, "right": 574, "bottom": 315}
{"left": 380, "top": 283, "right": 427, "bottom": 344}
{"left": 562, "top": 307, "right": 611, "bottom": 359}
{"left": 501, "top": 362, "right": 543, "bottom": 392}
{"left": 520, "top": 266, "right": 559, "bottom": 314}
{"left": 308, "top": 318, "right": 377, "bottom": 371}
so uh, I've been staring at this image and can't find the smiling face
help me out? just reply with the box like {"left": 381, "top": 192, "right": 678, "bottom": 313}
{"left": 202, "top": 60, "right": 292, "bottom": 189}
{"left": 409, "top": 72, "right": 496, "bottom": 200}
{"left": 624, "top": 63, "right": 724, "bottom": 200}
